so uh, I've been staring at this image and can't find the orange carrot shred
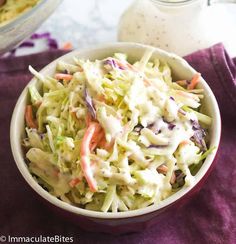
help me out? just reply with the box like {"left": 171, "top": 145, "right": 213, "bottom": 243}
{"left": 187, "top": 73, "right": 201, "bottom": 90}
{"left": 55, "top": 73, "right": 73, "bottom": 81}
{"left": 157, "top": 165, "right": 168, "bottom": 174}
{"left": 25, "top": 105, "right": 38, "bottom": 129}
{"left": 69, "top": 178, "right": 80, "bottom": 188}
{"left": 62, "top": 42, "right": 73, "bottom": 50}
{"left": 180, "top": 140, "right": 189, "bottom": 147}
{"left": 85, "top": 113, "right": 92, "bottom": 127}
{"left": 90, "top": 129, "right": 105, "bottom": 151}
{"left": 80, "top": 122, "right": 102, "bottom": 192}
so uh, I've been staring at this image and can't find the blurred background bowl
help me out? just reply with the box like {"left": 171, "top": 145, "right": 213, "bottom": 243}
{"left": 0, "top": 0, "right": 63, "bottom": 55}
{"left": 10, "top": 42, "right": 221, "bottom": 234}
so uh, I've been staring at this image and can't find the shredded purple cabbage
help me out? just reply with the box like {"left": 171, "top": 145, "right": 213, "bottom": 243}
{"left": 104, "top": 58, "right": 125, "bottom": 70}
{"left": 147, "top": 123, "right": 160, "bottom": 134}
{"left": 168, "top": 123, "right": 176, "bottom": 130}
{"left": 2, "top": 32, "right": 59, "bottom": 58}
{"left": 162, "top": 117, "right": 176, "bottom": 131}
{"left": 31, "top": 32, "right": 58, "bottom": 49}
{"left": 175, "top": 170, "right": 185, "bottom": 181}
{"left": 170, "top": 96, "right": 175, "bottom": 101}
{"left": 174, "top": 170, "right": 185, "bottom": 187}
{"left": 47, "top": 38, "right": 58, "bottom": 49}
{"left": 19, "top": 41, "right": 35, "bottom": 48}
{"left": 147, "top": 123, "right": 154, "bottom": 129}
{"left": 104, "top": 59, "right": 116, "bottom": 70}
{"left": 190, "top": 119, "right": 207, "bottom": 151}
{"left": 30, "top": 32, "right": 51, "bottom": 39}
{"left": 104, "top": 59, "right": 117, "bottom": 69}
{"left": 118, "top": 65, "right": 125, "bottom": 70}
{"left": 84, "top": 88, "right": 96, "bottom": 119}
{"left": 39, "top": 133, "right": 45, "bottom": 140}
{"left": 191, "top": 119, "right": 201, "bottom": 131}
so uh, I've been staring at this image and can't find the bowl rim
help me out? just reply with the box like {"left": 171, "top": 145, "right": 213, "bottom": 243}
{"left": 10, "top": 42, "right": 221, "bottom": 219}
{"left": 0, "top": 0, "right": 62, "bottom": 31}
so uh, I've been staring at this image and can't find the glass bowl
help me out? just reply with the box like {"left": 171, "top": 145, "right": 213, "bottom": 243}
{"left": 0, "top": 0, "right": 63, "bottom": 55}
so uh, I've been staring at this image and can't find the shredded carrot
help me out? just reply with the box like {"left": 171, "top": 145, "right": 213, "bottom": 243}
{"left": 69, "top": 178, "right": 80, "bottom": 188}
{"left": 80, "top": 122, "right": 101, "bottom": 192}
{"left": 187, "top": 73, "right": 201, "bottom": 90}
{"left": 90, "top": 125, "right": 103, "bottom": 144}
{"left": 62, "top": 42, "right": 73, "bottom": 50}
{"left": 97, "top": 95, "right": 106, "bottom": 102}
{"left": 115, "top": 60, "right": 128, "bottom": 70}
{"left": 98, "top": 137, "right": 114, "bottom": 151}
{"left": 105, "top": 140, "right": 115, "bottom": 151}
{"left": 115, "top": 59, "right": 137, "bottom": 72}
{"left": 25, "top": 105, "right": 38, "bottom": 129}
{"left": 179, "top": 140, "right": 189, "bottom": 147}
{"left": 90, "top": 129, "right": 105, "bottom": 151}
{"left": 97, "top": 137, "right": 106, "bottom": 148}
{"left": 143, "top": 78, "right": 151, "bottom": 86}
{"left": 85, "top": 112, "right": 105, "bottom": 151}
{"left": 85, "top": 113, "right": 92, "bottom": 127}
{"left": 157, "top": 165, "right": 168, "bottom": 174}
{"left": 0, "top": 0, "right": 6, "bottom": 7}
{"left": 55, "top": 73, "right": 73, "bottom": 81}
{"left": 126, "top": 62, "right": 136, "bottom": 71}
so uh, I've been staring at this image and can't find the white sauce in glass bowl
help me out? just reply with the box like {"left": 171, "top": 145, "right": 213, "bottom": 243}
{"left": 118, "top": 0, "right": 219, "bottom": 56}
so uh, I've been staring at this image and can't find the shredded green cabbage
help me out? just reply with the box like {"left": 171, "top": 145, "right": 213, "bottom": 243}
{"left": 24, "top": 51, "right": 215, "bottom": 212}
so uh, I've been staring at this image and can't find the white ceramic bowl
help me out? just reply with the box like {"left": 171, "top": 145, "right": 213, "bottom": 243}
{"left": 10, "top": 43, "right": 221, "bottom": 234}
{"left": 0, "top": 0, "right": 62, "bottom": 54}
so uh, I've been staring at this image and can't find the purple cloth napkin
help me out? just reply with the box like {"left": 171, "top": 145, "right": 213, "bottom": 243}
{"left": 0, "top": 44, "right": 235, "bottom": 244}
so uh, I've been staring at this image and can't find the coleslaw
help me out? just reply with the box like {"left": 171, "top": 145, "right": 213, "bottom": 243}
{"left": 23, "top": 49, "right": 214, "bottom": 212}
{"left": 0, "top": 0, "right": 40, "bottom": 26}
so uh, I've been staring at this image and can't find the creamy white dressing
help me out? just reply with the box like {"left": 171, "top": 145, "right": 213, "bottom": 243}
{"left": 118, "top": 0, "right": 218, "bottom": 56}
{"left": 97, "top": 106, "right": 123, "bottom": 142}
